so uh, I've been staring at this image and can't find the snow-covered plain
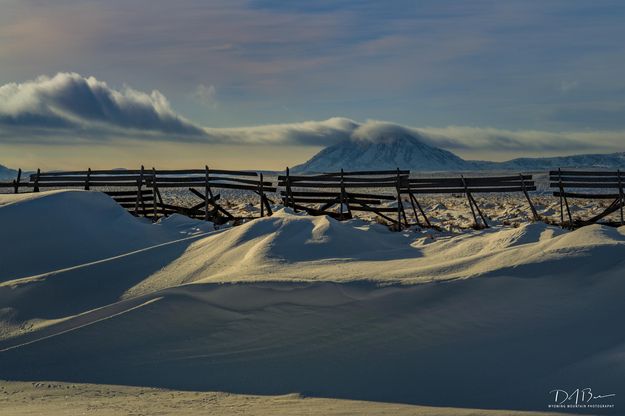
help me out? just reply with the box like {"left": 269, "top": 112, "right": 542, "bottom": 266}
{"left": 1, "top": 190, "right": 624, "bottom": 415}
{"left": 0, "top": 381, "right": 567, "bottom": 416}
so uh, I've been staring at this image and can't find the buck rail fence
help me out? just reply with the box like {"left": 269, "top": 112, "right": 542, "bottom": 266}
{"left": 146, "top": 167, "right": 276, "bottom": 223}
{"left": 399, "top": 174, "right": 538, "bottom": 229}
{"left": 550, "top": 169, "right": 625, "bottom": 227}
{"left": 7, "top": 166, "right": 623, "bottom": 230}
{"left": 279, "top": 168, "right": 409, "bottom": 229}
{"left": 0, "top": 167, "right": 275, "bottom": 223}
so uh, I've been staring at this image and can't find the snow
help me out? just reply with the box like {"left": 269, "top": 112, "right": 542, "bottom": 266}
{"left": 1, "top": 189, "right": 623, "bottom": 414}
{"left": 0, "top": 190, "right": 213, "bottom": 281}
{"left": 0, "top": 381, "right": 565, "bottom": 416}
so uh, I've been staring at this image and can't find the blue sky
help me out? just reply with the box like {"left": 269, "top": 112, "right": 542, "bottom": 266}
{"left": 0, "top": 0, "right": 624, "bottom": 169}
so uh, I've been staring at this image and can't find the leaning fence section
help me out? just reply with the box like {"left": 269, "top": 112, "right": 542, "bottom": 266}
{"left": 550, "top": 169, "right": 625, "bottom": 227}
{"left": 279, "top": 168, "right": 409, "bottom": 228}
{"left": 146, "top": 168, "right": 276, "bottom": 223}
{"left": 399, "top": 174, "right": 538, "bottom": 229}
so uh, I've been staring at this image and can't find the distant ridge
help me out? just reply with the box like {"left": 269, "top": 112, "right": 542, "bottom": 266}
{"left": 488, "top": 152, "right": 625, "bottom": 171}
{"left": 0, "top": 164, "right": 18, "bottom": 180}
{"left": 293, "top": 127, "right": 625, "bottom": 173}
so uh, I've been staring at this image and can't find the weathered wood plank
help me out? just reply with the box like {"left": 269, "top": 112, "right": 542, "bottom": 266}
{"left": 324, "top": 169, "right": 409, "bottom": 176}
{"left": 552, "top": 191, "right": 621, "bottom": 199}
{"left": 278, "top": 181, "right": 399, "bottom": 188}
{"left": 150, "top": 182, "right": 277, "bottom": 192}
{"left": 36, "top": 175, "right": 150, "bottom": 182}
{"left": 549, "top": 170, "right": 620, "bottom": 176}
{"left": 407, "top": 175, "right": 532, "bottom": 184}
{"left": 152, "top": 176, "right": 273, "bottom": 186}
{"left": 154, "top": 169, "right": 258, "bottom": 176}
{"left": 279, "top": 175, "right": 404, "bottom": 183}
{"left": 404, "top": 186, "right": 536, "bottom": 194}
{"left": 104, "top": 190, "right": 153, "bottom": 197}
{"left": 23, "top": 181, "right": 142, "bottom": 188}
{"left": 549, "top": 182, "right": 621, "bottom": 189}
{"left": 34, "top": 169, "right": 144, "bottom": 177}
{"left": 404, "top": 180, "right": 534, "bottom": 189}
{"left": 280, "top": 190, "right": 396, "bottom": 200}
{"left": 550, "top": 176, "right": 621, "bottom": 183}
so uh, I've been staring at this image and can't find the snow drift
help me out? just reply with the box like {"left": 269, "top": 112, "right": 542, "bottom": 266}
{"left": 1, "top": 190, "right": 624, "bottom": 414}
{"left": 0, "top": 190, "right": 213, "bottom": 281}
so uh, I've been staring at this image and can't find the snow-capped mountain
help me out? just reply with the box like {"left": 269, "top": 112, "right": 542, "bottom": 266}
{"left": 293, "top": 128, "right": 625, "bottom": 173}
{"left": 293, "top": 130, "right": 477, "bottom": 172}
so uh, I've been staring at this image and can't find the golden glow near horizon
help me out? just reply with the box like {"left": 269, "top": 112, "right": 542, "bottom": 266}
{"left": 0, "top": 141, "right": 323, "bottom": 171}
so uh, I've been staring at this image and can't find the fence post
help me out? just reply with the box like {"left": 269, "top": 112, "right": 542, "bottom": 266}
{"left": 152, "top": 167, "right": 159, "bottom": 221}
{"left": 557, "top": 168, "right": 572, "bottom": 226}
{"left": 340, "top": 168, "right": 345, "bottom": 220}
{"left": 85, "top": 168, "right": 91, "bottom": 190}
{"left": 618, "top": 169, "right": 624, "bottom": 226}
{"left": 204, "top": 166, "right": 210, "bottom": 221}
{"left": 13, "top": 168, "right": 21, "bottom": 194}
{"left": 520, "top": 173, "right": 539, "bottom": 221}
{"left": 259, "top": 172, "right": 265, "bottom": 218}
{"left": 134, "top": 166, "right": 143, "bottom": 216}
{"left": 34, "top": 168, "right": 40, "bottom": 192}
{"left": 395, "top": 168, "right": 408, "bottom": 230}
{"left": 461, "top": 175, "right": 480, "bottom": 228}
{"left": 285, "top": 167, "right": 296, "bottom": 212}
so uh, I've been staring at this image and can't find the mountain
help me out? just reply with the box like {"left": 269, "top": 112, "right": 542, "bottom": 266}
{"left": 293, "top": 130, "right": 477, "bottom": 172}
{"left": 0, "top": 164, "right": 18, "bottom": 180}
{"left": 293, "top": 129, "right": 625, "bottom": 173}
{"left": 491, "top": 152, "right": 625, "bottom": 171}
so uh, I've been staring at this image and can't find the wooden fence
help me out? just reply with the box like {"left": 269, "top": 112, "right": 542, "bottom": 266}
{"left": 1, "top": 167, "right": 275, "bottom": 223}
{"left": 399, "top": 174, "right": 538, "bottom": 229}
{"left": 550, "top": 169, "right": 625, "bottom": 227}
{"left": 6, "top": 166, "right": 625, "bottom": 229}
{"left": 279, "top": 169, "right": 408, "bottom": 228}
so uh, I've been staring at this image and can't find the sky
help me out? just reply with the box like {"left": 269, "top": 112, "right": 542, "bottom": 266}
{"left": 0, "top": 0, "right": 624, "bottom": 170}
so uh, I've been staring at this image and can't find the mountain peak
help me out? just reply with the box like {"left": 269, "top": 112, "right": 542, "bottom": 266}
{"left": 292, "top": 124, "right": 471, "bottom": 173}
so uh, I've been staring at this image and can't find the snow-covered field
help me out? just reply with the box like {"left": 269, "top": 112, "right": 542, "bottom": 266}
{"left": 0, "top": 381, "right": 566, "bottom": 416}
{"left": 1, "top": 189, "right": 623, "bottom": 415}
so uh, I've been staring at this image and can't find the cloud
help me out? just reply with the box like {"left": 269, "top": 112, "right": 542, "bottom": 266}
{"left": 0, "top": 72, "right": 207, "bottom": 140}
{"left": 414, "top": 125, "right": 625, "bottom": 154}
{"left": 204, "top": 117, "right": 357, "bottom": 146}
{"left": 1, "top": 73, "right": 625, "bottom": 156}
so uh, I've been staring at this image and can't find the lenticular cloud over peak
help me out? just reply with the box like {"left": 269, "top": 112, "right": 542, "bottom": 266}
{"left": 0, "top": 72, "right": 206, "bottom": 139}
